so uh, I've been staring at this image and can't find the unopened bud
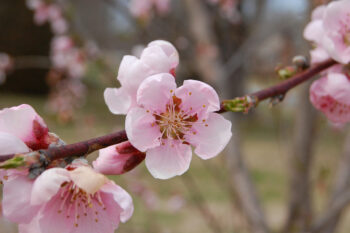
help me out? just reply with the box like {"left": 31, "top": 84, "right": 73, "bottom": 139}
{"left": 292, "top": 55, "right": 309, "bottom": 70}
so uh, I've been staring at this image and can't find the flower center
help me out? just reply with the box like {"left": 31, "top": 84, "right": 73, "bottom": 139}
{"left": 57, "top": 182, "right": 106, "bottom": 228}
{"left": 154, "top": 95, "right": 198, "bottom": 142}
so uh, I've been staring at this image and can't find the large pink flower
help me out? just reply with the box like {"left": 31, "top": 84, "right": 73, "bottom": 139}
{"left": 0, "top": 104, "right": 50, "bottom": 224}
{"left": 310, "top": 72, "right": 350, "bottom": 123}
{"left": 104, "top": 40, "right": 179, "bottom": 115}
{"left": 125, "top": 73, "right": 232, "bottom": 179}
{"left": 24, "top": 165, "right": 133, "bottom": 233}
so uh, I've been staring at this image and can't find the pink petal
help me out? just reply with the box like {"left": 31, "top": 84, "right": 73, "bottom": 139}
{"left": 140, "top": 46, "right": 172, "bottom": 73}
{"left": 310, "top": 47, "right": 330, "bottom": 64}
{"left": 2, "top": 173, "right": 40, "bottom": 223}
{"left": 145, "top": 140, "right": 192, "bottom": 179}
{"left": 175, "top": 79, "right": 220, "bottom": 118}
{"left": 186, "top": 113, "right": 232, "bottom": 160}
{"left": 117, "top": 55, "right": 152, "bottom": 91}
{"left": 31, "top": 168, "right": 71, "bottom": 205}
{"left": 125, "top": 107, "right": 161, "bottom": 152}
{"left": 136, "top": 73, "right": 176, "bottom": 112}
{"left": 303, "top": 20, "right": 324, "bottom": 45}
{"left": 18, "top": 215, "right": 41, "bottom": 233}
{"left": 93, "top": 143, "right": 145, "bottom": 175}
{"left": 147, "top": 40, "right": 179, "bottom": 69}
{"left": 0, "top": 104, "right": 49, "bottom": 149}
{"left": 100, "top": 181, "right": 134, "bottom": 223}
{"left": 37, "top": 193, "right": 75, "bottom": 233}
{"left": 104, "top": 87, "right": 132, "bottom": 115}
{"left": 311, "top": 5, "right": 326, "bottom": 20}
{"left": 0, "top": 132, "right": 30, "bottom": 155}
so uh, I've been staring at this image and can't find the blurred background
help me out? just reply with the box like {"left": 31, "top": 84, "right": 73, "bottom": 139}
{"left": 1, "top": 0, "right": 349, "bottom": 233}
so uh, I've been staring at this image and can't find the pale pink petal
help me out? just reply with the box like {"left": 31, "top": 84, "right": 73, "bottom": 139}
{"left": 18, "top": 214, "right": 41, "bottom": 233}
{"left": 140, "top": 46, "right": 172, "bottom": 73}
{"left": 175, "top": 79, "right": 220, "bottom": 118}
{"left": 117, "top": 55, "right": 152, "bottom": 91}
{"left": 104, "top": 87, "right": 132, "bottom": 115}
{"left": 137, "top": 73, "right": 176, "bottom": 112}
{"left": 0, "top": 132, "right": 30, "bottom": 155}
{"left": 303, "top": 20, "right": 324, "bottom": 45}
{"left": 325, "top": 73, "right": 350, "bottom": 105}
{"left": 69, "top": 166, "right": 108, "bottom": 194}
{"left": 100, "top": 181, "right": 134, "bottom": 223}
{"left": 93, "top": 143, "right": 144, "bottom": 175}
{"left": 185, "top": 113, "right": 232, "bottom": 160}
{"left": 148, "top": 40, "right": 179, "bottom": 69}
{"left": 2, "top": 173, "right": 40, "bottom": 223}
{"left": 311, "top": 5, "right": 326, "bottom": 20}
{"left": 323, "top": 0, "right": 350, "bottom": 64}
{"left": 31, "top": 168, "right": 70, "bottom": 205}
{"left": 0, "top": 104, "right": 48, "bottom": 149}
{"left": 37, "top": 193, "right": 75, "bottom": 233}
{"left": 145, "top": 140, "right": 192, "bottom": 179}
{"left": 125, "top": 107, "right": 161, "bottom": 152}
{"left": 310, "top": 47, "right": 330, "bottom": 64}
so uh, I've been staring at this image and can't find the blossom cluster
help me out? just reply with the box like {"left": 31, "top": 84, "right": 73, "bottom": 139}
{"left": 304, "top": 0, "right": 350, "bottom": 124}
{"left": 0, "top": 105, "right": 133, "bottom": 233}
{"left": 0, "top": 40, "right": 232, "bottom": 232}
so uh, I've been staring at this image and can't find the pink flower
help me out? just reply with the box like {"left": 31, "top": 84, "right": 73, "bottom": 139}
{"left": 125, "top": 73, "right": 232, "bottom": 179}
{"left": 25, "top": 165, "right": 133, "bottom": 233}
{"left": 129, "top": 0, "right": 171, "bottom": 19}
{"left": 322, "top": 0, "right": 350, "bottom": 64}
{"left": 304, "top": 1, "right": 350, "bottom": 64}
{"left": 310, "top": 72, "right": 350, "bottom": 123}
{"left": 93, "top": 141, "right": 145, "bottom": 175}
{"left": 104, "top": 40, "right": 179, "bottom": 115}
{"left": 0, "top": 105, "right": 51, "bottom": 224}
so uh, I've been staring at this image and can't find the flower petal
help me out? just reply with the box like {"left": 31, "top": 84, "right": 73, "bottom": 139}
{"left": 175, "top": 79, "right": 220, "bottom": 118}
{"left": 147, "top": 40, "right": 179, "bottom": 69}
{"left": 30, "top": 168, "right": 71, "bottom": 205}
{"left": 0, "top": 104, "right": 48, "bottom": 149}
{"left": 186, "top": 113, "right": 232, "bottom": 160}
{"left": 125, "top": 107, "right": 161, "bottom": 152}
{"left": 137, "top": 73, "right": 176, "bottom": 112}
{"left": 104, "top": 87, "right": 132, "bottom": 115}
{"left": 117, "top": 55, "right": 152, "bottom": 91}
{"left": 69, "top": 166, "right": 108, "bottom": 194}
{"left": 2, "top": 173, "right": 40, "bottom": 223}
{"left": 140, "top": 46, "right": 172, "bottom": 73}
{"left": 100, "top": 181, "right": 134, "bottom": 223}
{"left": 93, "top": 143, "right": 145, "bottom": 175}
{"left": 0, "top": 132, "right": 30, "bottom": 155}
{"left": 145, "top": 140, "right": 192, "bottom": 179}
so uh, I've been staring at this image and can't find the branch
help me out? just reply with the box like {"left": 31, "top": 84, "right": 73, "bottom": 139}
{"left": 219, "top": 58, "right": 337, "bottom": 113}
{"left": 0, "top": 130, "right": 127, "bottom": 163}
{"left": 0, "top": 59, "right": 337, "bottom": 165}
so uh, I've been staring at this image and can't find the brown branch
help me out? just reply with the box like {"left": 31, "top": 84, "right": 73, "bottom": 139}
{"left": 0, "top": 130, "right": 127, "bottom": 163}
{"left": 0, "top": 59, "right": 337, "bottom": 165}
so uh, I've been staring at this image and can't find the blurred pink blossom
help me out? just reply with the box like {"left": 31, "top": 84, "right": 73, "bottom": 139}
{"left": 129, "top": 0, "right": 171, "bottom": 19}
{"left": 310, "top": 72, "right": 350, "bottom": 123}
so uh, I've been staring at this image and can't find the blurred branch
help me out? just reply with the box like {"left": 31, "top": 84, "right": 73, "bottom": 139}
{"left": 309, "top": 128, "right": 350, "bottom": 233}
{"left": 182, "top": 1, "right": 270, "bottom": 233}
{"left": 181, "top": 173, "right": 224, "bottom": 233}
{"left": 283, "top": 81, "right": 317, "bottom": 233}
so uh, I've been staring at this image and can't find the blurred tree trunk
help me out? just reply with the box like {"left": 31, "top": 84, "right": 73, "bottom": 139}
{"left": 283, "top": 82, "right": 317, "bottom": 233}
{"left": 182, "top": 1, "right": 269, "bottom": 233}
{"left": 0, "top": 0, "right": 51, "bottom": 94}
{"left": 315, "top": 129, "right": 350, "bottom": 233}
